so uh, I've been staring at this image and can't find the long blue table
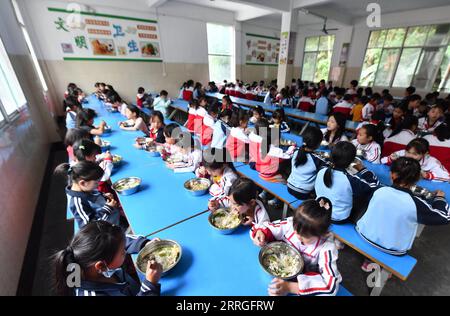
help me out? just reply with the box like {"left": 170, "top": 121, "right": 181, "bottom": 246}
{"left": 205, "top": 92, "right": 359, "bottom": 132}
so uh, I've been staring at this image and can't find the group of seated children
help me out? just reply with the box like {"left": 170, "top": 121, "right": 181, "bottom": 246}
{"left": 56, "top": 80, "right": 450, "bottom": 296}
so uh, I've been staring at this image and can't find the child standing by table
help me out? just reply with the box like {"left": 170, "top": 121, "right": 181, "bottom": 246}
{"left": 55, "top": 161, "right": 121, "bottom": 229}
{"left": 208, "top": 178, "right": 270, "bottom": 232}
{"left": 53, "top": 221, "right": 162, "bottom": 296}
{"left": 287, "top": 126, "right": 329, "bottom": 200}
{"left": 351, "top": 124, "right": 382, "bottom": 164}
{"left": 357, "top": 157, "right": 449, "bottom": 258}
{"left": 76, "top": 108, "right": 108, "bottom": 137}
{"left": 252, "top": 197, "right": 342, "bottom": 296}
{"left": 153, "top": 90, "right": 171, "bottom": 118}
{"left": 211, "top": 109, "right": 232, "bottom": 150}
{"left": 315, "top": 141, "right": 379, "bottom": 223}
{"left": 381, "top": 138, "right": 450, "bottom": 182}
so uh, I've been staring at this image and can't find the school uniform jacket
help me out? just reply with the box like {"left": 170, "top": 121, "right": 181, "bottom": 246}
{"left": 287, "top": 151, "right": 329, "bottom": 195}
{"left": 382, "top": 129, "right": 416, "bottom": 157}
{"left": 333, "top": 101, "right": 353, "bottom": 117}
{"left": 74, "top": 235, "right": 161, "bottom": 296}
{"left": 424, "top": 134, "right": 450, "bottom": 172}
{"left": 253, "top": 217, "right": 342, "bottom": 296}
{"left": 65, "top": 187, "right": 120, "bottom": 229}
{"left": 269, "top": 121, "right": 290, "bottom": 133}
{"left": 172, "top": 149, "right": 202, "bottom": 174}
{"left": 351, "top": 139, "right": 381, "bottom": 164}
{"left": 207, "top": 166, "right": 238, "bottom": 201}
{"left": 186, "top": 107, "right": 196, "bottom": 132}
{"left": 320, "top": 128, "right": 349, "bottom": 145}
{"left": 226, "top": 127, "right": 250, "bottom": 160}
{"left": 357, "top": 186, "right": 450, "bottom": 255}
{"left": 201, "top": 113, "right": 215, "bottom": 146}
{"left": 381, "top": 150, "right": 450, "bottom": 182}
{"left": 182, "top": 87, "right": 194, "bottom": 101}
{"left": 148, "top": 126, "right": 165, "bottom": 144}
{"left": 66, "top": 111, "right": 77, "bottom": 129}
{"left": 362, "top": 103, "right": 374, "bottom": 120}
{"left": 194, "top": 106, "right": 207, "bottom": 137}
{"left": 297, "top": 96, "right": 315, "bottom": 112}
{"left": 314, "top": 168, "right": 379, "bottom": 222}
{"left": 211, "top": 119, "right": 230, "bottom": 150}
{"left": 418, "top": 117, "right": 442, "bottom": 133}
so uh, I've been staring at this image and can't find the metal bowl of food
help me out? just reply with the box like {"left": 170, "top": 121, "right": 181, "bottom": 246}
{"left": 100, "top": 140, "right": 111, "bottom": 152}
{"left": 411, "top": 185, "right": 436, "bottom": 200}
{"left": 136, "top": 239, "right": 182, "bottom": 277}
{"left": 112, "top": 154, "right": 122, "bottom": 166}
{"left": 184, "top": 178, "right": 211, "bottom": 196}
{"left": 208, "top": 208, "right": 241, "bottom": 235}
{"left": 315, "top": 150, "right": 331, "bottom": 160}
{"left": 112, "top": 177, "right": 141, "bottom": 195}
{"left": 259, "top": 241, "right": 304, "bottom": 280}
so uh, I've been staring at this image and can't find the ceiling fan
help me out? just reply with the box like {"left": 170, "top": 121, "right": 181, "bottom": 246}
{"left": 321, "top": 17, "right": 339, "bottom": 34}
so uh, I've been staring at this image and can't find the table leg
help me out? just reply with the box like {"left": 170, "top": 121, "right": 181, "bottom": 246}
{"left": 168, "top": 109, "right": 178, "bottom": 120}
{"left": 299, "top": 121, "right": 310, "bottom": 135}
{"left": 416, "top": 224, "right": 425, "bottom": 238}
{"left": 369, "top": 268, "right": 391, "bottom": 296}
{"left": 282, "top": 203, "right": 288, "bottom": 220}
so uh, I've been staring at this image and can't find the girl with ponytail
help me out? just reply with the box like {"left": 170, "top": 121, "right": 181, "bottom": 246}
{"left": 53, "top": 221, "right": 162, "bottom": 296}
{"left": 251, "top": 197, "right": 342, "bottom": 296}
{"left": 287, "top": 126, "right": 329, "bottom": 200}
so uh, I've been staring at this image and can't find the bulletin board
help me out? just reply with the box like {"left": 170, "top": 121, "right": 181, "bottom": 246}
{"left": 47, "top": 7, "right": 163, "bottom": 62}
{"left": 245, "top": 33, "right": 280, "bottom": 66}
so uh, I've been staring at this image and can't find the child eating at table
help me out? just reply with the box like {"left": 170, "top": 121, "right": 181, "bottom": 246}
{"left": 166, "top": 133, "right": 202, "bottom": 174}
{"left": 321, "top": 113, "right": 349, "bottom": 147}
{"left": 76, "top": 108, "right": 108, "bottom": 137}
{"left": 252, "top": 197, "right": 342, "bottom": 296}
{"left": 147, "top": 110, "right": 166, "bottom": 144}
{"left": 208, "top": 178, "right": 270, "bottom": 231}
{"left": 211, "top": 109, "right": 232, "bottom": 150}
{"left": 381, "top": 138, "right": 450, "bottom": 182}
{"left": 65, "top": 96, "right": 82, "bottom": 130}
{"left": 119, "top": 105, "right": 149, "bottom": 135}
{"left": 185, "top": 99, "right": 198, "bottom": 133}
{"left": 226, "top": 110, "right": 250, "bottom": 161}
{"left": 55, "top": 161, "right": 121, "bottom": 229}
{"left": 201, "top": 102, "right": 218, "bottom": 146}
{"left": 249, "top": 106, "right": 265, "bottom": 124}
{"left": 269, "top": 109, "right": 290, "bottom": 133}
{"left": 52, "top": 221, "right": 162, "bottom": 296}
{"left": 418, "top": 104, "right": 444, "bottom": 134}
{"left": 196, "top": 149, "right": 238, "bottom": 200}
{"left": 65, "top": 128, "right": 91, "bottom": 164}
{"left": 136, "top": 87, "right": 147, "bottom": 109}
{"left": 315, "top": 141, "right": 379, "bottom": 223}
{"left": 351, "top": 124, "right": 382, "bottom": 164}
{"left": 357, "top": 157, "right": 449, "bottom": 260}
{"left": 287, "top": 126, "right": 329, "bottom": 200}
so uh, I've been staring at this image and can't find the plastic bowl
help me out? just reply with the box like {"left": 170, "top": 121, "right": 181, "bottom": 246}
{"left": 112, "top": 154, "right": 122, "bottom": 166}
{"left": 100, "top": 140, "right": 111, "bottom": 152}
{"left": 184, "top": 178, "right": 211, "bottom": 196}
{"left": 112, "top": 177, "right": 141, "bottom": 195}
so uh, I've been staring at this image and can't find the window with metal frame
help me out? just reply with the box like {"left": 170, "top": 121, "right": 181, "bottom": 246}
{"left": 301, "top": 35, "right": 335, "bottom": 82}
{"left": 206, "top": 23, "right": 235, "bottom": 83}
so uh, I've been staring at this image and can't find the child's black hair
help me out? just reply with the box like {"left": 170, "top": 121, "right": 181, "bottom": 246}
{"left": 343, "top": 94, "right": 352, "bottom": 101}
{"left": 294, "top": 126, "right": 323, "bottom": 167}
{"left": 406, "top": 86, "right": 416, "bottom": 95}
{"left": 64, "top": 128, "right": 91, "bottom": 147}
{"left": 163, "top": 123, "right": 181, "bottom": 138}
{"left": 359, "top": 124, "right": 383, "bottom": 145}
{"left": 126, "top": 104, "right": 149, "bottom": 122}
{"left": 272, "top": 109, "right": 285, "bottom": 123}
{"left": 255, "top": 118, "right": 271, "bottom": 157}
{"left": 293, "top": 197, "right": 332, "bottom": 238}
{"left": 253, "top": 105, "right": 265, "bottom": 117}
{"left": 324, "top": 112, "right": 346, "bottom": 144}
{"left": 189, "top": 99, "right": 199, "bottom": 110}
{"left": 390, "top": 157, "right": 421, "bottom": 187}
{"left": 202, "top": 148, "right": 235, "bottom": 172}
{"left": 350, "top": 80, "right": 358, "bottom": 88}
{"left": 54, "top": 160, "right": 104, "bottom": 184}
{"left": 228, "top": 178, "right": 257, "bottom": 205}
{"left": 151, "top": 110, "right": 165, "bottom": 126}
{"left": 218, "top": 108, "right": 232, "bottom": 121}
{"left": 76, "top": 109, "right": 95, "bottom": 128}
{"left": 359, "top": 95, "right": 369, "bottom": 104}
{"left": 434, "top": 123, "right": 450, "bottom": 141}
{"left": 160, "top": 90, "right": 168, "bottom": 97}
{"left": 406, "top": 138, "right": 429, "bottom": 155}
{"left": 229, "top": 109, "right": 249, "bottom": 128}
{"left": 207, "top": 101, "right": 219, "bottom": 116}
{"left": 138, "top": 87, "right": 145, "bottom": 94}
{"left": 323, "top": 141, "right": 356, "bottom": 188}
{"left": 65, "top": 96, "right": 82, "bottom": 111}
{"left": 52, "top": 221, "right": 124, "bottom": 296}
{"left": 73, "top": 139, "right": 101, "bottom": 162}
{"left": 388, "top": 115, "right": 418, "bottom": 138}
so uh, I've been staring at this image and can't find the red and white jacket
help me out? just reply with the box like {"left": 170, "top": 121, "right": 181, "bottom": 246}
{"left": 201, "top": 113, "right": 215, "bottom": 146}
{"left": 297, "top": 96, "right": 315, "bottom": 112}
{"left": 424, "top": 134, "right": 450, "bottom": 172}
{"left": 381, "top": 149, "right": 450, "bottom": 182}
{"left": 362, "top": 103, "right": 374, "bottom": 121}
{"left": 418, "top": 117, "right": 443, "bottom": 133}
{"left": 351, "top": 139, "right": 381, "bottom": 164}
{"left": 333, "top": 100, "right": 353, "bottom": 118}
{"left": 253, "top": 217, "right": 342, "bottom": 296}
{"left": 182, "top": 87, "right": 194, "bottom": 101}
{"left": 382, "top": 129, "right": 416, "bottom": 157}
{"left": 226, "top": 127, "right": 249, "bottom": 160}
{"left": 207, "top": 166, "right": 238, "bottom": 200}
{"left": 194, "top": 106, "right": 207, "bottom": 137}
{"left": 249, "top": 132, "right": 293, "bottom": 178}
{"left": 186, "top": 107, "right": 196, "bottom": 132}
